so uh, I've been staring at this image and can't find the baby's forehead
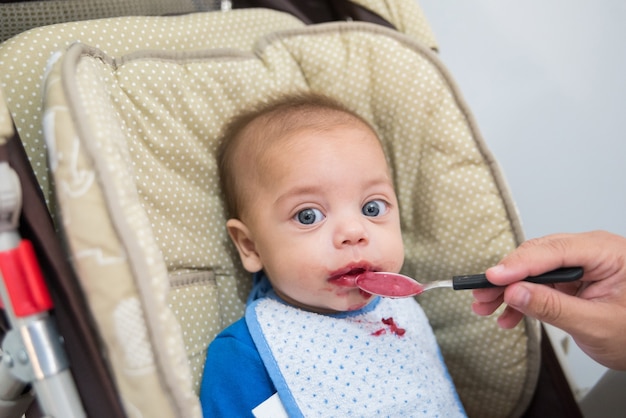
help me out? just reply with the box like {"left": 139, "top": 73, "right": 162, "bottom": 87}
{"left": 271, "top": 123, "right": 382, "bottom": 159}
{"left": 230, "top": 107, "right": 388, "bottom": 181}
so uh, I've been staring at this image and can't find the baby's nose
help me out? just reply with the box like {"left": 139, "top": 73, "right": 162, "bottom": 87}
{"left": 334, "top": 219, "right": 369, "bottom": 247}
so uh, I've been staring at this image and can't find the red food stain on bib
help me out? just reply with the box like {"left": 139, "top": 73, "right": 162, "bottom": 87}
{"left": 371, "top": 317, "right": 406, "bottom": 337}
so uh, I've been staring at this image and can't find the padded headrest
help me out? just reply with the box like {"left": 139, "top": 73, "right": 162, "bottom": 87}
{"left": 0, "top": 2, "right": 437, "bottom": 211}
{"left": 1, "top": 9, "right": 306, "bottom": 209}
{"left": 43, "top": 20, "right": 534, "bottom": 418}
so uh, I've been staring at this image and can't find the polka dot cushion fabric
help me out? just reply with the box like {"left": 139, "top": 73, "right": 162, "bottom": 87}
{"left": 357, "top": 0, "right": 438, "bottom": 49}
{"left": 43, "top": 17, "right": 538, "bottom": 418}
{"left": 0, "top": 0, "right": 220, "bottom": 44}
{"left": 0, "top": 1, "right": 437, "bottom": 214}
{"left": 0, "top": 8, "right": 305, "bottom": 210}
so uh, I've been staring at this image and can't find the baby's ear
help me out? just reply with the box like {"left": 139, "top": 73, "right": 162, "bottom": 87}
{"left": 226, "top": 219, "right": 263, "bottom": 273}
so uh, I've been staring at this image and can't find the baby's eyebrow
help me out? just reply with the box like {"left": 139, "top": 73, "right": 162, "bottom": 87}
{"left": 274, "top": 184, "right": 322, "bottom": 205}
{"left": 275, "top": 177, "right": 395, "bottom": 206}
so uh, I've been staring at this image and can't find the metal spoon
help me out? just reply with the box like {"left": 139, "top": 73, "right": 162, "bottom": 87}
{"left": 355, "top": 267, "right": 583, "bottom": 298}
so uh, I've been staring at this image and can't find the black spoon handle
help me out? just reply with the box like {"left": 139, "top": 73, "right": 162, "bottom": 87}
{"left": 451, "top": 266, "right": 583, "bottom": 290}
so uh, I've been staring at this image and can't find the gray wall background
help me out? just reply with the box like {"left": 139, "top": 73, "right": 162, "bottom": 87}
{"left": 419, "top": 1, "right": 626, "bottom": 240}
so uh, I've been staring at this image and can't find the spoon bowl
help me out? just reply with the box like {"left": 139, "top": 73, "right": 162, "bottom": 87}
{"left": 355, "top": 267, "right": 583, "bottom": 298}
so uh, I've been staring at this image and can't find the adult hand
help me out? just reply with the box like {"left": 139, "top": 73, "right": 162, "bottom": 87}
{"left": 472, "top": 230, "right": 626, "bottom": 370}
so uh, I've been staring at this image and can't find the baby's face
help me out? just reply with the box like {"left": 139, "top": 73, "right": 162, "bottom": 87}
{"left": 236, "top": 123, "right": 404, "bottom": 314}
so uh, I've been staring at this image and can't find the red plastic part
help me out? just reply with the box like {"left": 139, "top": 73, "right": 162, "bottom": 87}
{"left": 0, "top": 240, "right": 53, "bottom": 316}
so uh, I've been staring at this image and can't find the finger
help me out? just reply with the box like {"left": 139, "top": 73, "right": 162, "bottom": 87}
{"left": 503, "top": 281, "right": 598, "bottom": 332}
{"left": 471, "top": 300, "right": 502, "bottom": 316}
{"left": 487, "top": 231, "right": 625, "bottom": 286}
{"left": 485, "top": 235, "right": 572, "bottom": 286}
{"left": 471, "top": 291, "right": 504, "bottom": 316}
{"left": 496, "top": 305, "right": 525, "bottom": 329}
{"left": 472, "top": 287, "right": 504, "bottom": 303}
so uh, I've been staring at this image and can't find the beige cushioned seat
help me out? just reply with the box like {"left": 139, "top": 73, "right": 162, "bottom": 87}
{"left": 0, "top": 9, "right": 305, "bottom": 210}
{"left": 41, "top": 9, "right": 536, "bottom": 418}
{"left": 0, "top": 0, "right": 220, "bottom": 44}
{"left": 0, "top": 1, "right": 437, "bottom": 211}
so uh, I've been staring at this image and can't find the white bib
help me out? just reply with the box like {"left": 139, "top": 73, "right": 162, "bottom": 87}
{"left": 246, "top": 295, "right": 466, "bottom": 417}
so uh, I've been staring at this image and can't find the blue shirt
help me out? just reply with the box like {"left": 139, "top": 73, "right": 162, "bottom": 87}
{"left": 199, "top": 318, "right": 275, "bottom": 417}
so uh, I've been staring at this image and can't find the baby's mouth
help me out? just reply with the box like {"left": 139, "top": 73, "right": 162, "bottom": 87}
{"left": 328, "top": 267, "right": 368, "bottom": 287}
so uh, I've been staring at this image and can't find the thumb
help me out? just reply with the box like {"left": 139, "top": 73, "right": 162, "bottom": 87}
{"left": 503, "top": 282, "right": 593, "bottom": 333}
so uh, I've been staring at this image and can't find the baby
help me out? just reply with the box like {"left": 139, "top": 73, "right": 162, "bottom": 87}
{"left": 200, "top": 92, "right": 465, "bottom": 417}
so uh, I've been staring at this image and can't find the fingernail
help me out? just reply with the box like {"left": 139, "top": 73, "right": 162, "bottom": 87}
{"left": 487, "top": 264, "right": 505, "bottom": 275}
{"left": 508, "top": 284, "right": 531, "bottom": 308}
{"left": 486, "top": 264, "right": 507, "bottom": 282}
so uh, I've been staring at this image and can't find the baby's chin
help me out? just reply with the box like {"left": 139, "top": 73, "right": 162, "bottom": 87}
{"left": 281, "top": 289, "right": 375, "bottom": 314}
{"left": 335, "top": 291, "right": 375, "bottom": 312}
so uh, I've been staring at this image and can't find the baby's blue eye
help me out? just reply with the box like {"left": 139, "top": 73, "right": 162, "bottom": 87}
{"left": 362, "top": 200, "right": 388, "bottom": 217}
{"left": 295, "top": 208, "right": 325, "bottom": 225}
